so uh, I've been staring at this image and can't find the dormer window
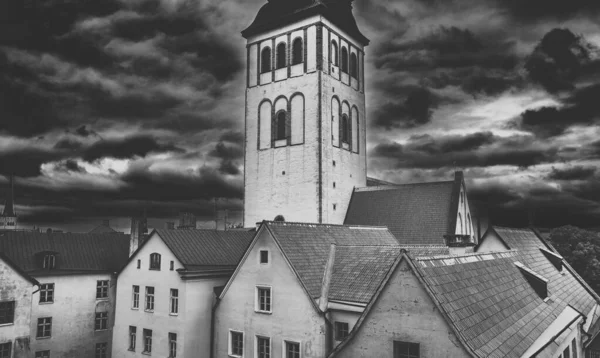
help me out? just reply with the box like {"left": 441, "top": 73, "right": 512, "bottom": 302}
{"left": 292, "top": 38, "right": 303, "bottom": 65}
{"left": 149, "top": 253, "right": 161, "bottom": 271}
{"left": 43, "top": 254, "right": 56, "bottom": 270}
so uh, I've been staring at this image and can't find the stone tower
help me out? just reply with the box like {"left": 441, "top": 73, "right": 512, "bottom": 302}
{"left": 242, "top": 0, "right": 369, "bottom": 226}
{"left": 1, "top": 174, "right": 17, "bottom": 230}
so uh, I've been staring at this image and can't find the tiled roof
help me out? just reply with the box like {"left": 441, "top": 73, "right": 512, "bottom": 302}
{"left": 411, "top": 227, "right": 599, "bottom": 358}
{"left": 344, "top": 181, "right": 456, "bottom": 245}
{"left": 0, "top": 231, "right": 129, "bottom": 274}
{"left": 0, "top": 251, "right": 39, "bottom": 285}
{"left": 155, "top": 229, "right": 255, "bottom": 269}
{"left": 266, "top": 222, "right": 399, "bottom": 299}
{"left": 89, "top": 225, "right": 118, "bottom": 233}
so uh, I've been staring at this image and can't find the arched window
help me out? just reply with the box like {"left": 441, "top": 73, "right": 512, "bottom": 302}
{"left": 149, "top": 253, "right": 161, "bottom": 270}
{"left": 350, "top": 53, "right": 358, "bottom": 78}
{"left": 341, "top": 114, "right": 350, "bottom": 144}
{"left": 275, "top": 111, "right": 287, "bottom": 141}
{"left": 341, "top": 47, "right": 348, "bottom": 73}
{"left": 43, "top": 254, "right": 56, "bottom": 269}
{"left": 467, "top": 214, "right": 472, "bottom": 236}
{"left": 458, "top": 213, "right": 463, "bottom": 234}
{"left": 331, "top": 40, "right": 338, "bottom": 66}
{"left": 276, "top": 42, "right": 286, "bottom": 69}
{"left": 261, "top": 47, "right": 271, "bottom": 73}
{"left": 292, "top": 38, "right": 303, "bottom": 65}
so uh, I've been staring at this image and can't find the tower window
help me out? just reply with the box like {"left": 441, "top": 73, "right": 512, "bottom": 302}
{"left": 261, "top": 47, "right": 272, "bottom": 73}
{"left": 341, "top": 114, "right": 350, "bottom": 144}
{"left": 331, "top": 40, "right": 338, "bottom": 66}
{"left": 350, "top": 53, "right": 358, "bottom": 78}
{"left": 292, "top": 38, "right": 303, "bottom": 65}
{"left": 341, "top": 47, "right": 348, "bottom": 73}
{"left": 276, "top": 42, "right": 286, "bottom": 69}
{"left": 275, "top": 111, "right": 288, "bottom": 141}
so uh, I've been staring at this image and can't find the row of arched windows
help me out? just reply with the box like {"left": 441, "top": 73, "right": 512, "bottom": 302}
{"left": 258, "top": 94, "right": 305, "bottom": 149}
{"left": 331, "top": 97, "right": 359, "bottom": 153}
{"left": 330, "top": 40, "right": 358, "bottom": 78}
{"left": 261, "top": 38, "right": 303, "bottom": 73}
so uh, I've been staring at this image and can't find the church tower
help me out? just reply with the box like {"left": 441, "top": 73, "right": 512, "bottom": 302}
{"left": 1, "top": 174, "right": 18, "bottom": 230}
{"left": 242, "top": 0, "right": 369, "bottom": 226}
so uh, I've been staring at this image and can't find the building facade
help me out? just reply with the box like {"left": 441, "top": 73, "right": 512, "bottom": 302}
{"left": 242, "top": 1, "right": 369, "bottom": 226}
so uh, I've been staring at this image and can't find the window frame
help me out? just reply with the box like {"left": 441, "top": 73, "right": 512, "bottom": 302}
{"left": 96, "top": 280, "right": 109, "bottom": 299}
{"left": 393, "top": 340, "right": 420, "bottom": 358}
{"left": 170, "top": 261, "right": 174, "bottom": 271}
{"left": 331, "top": 40, "right": 339, "bottom": 66}
{"left": 261, "top": 47, "right": 272, "bottom": 73}
{"left": 42, "top": 254, "right": 56, "bottom": 270}
{"left": 0, "top": 342, "right": 11, "bottom": 358}
{"left": 37, "top": 317, "right": 52, "bottom": 339}
{"left": 170, "top": 289, "right": 179, "bottom": 315}
{"left": 169, "top": 332, "right": 177, "bottom": 358}
{"left": 350, "top": 52, "right": 358, "bottom": 78}
{"left": 94, "top": 312, "right": 108, "bottom": 331}
{"left": 132, "top": 285, "right": 140, "bottom": 309}
{"left": 0, "top": 301, "right": 15, "bottom": 325}
{"left": 283, "top": 340, "right": 301, "bottom": 358}
{"left": 274, "top": 110, "right": 287, "bottom": 141}
{"left": 259, "top": 250, "right": 269, "bottom": 265}
{"left": 129, "top": 326, "right": 137, "bottom": 351}
{"left": 143, "top": 328, "right": 153, "bottom": 354}
{"left": 39, "top": 283, "right": 55, "bottom": 304}
{"left": 145, "top": 286, "right": 155, "bottom": 312}
{"left": 341, "top": 47, "right": 348, "bottom": 73}
{"left": 255, "top": 286, "right": 272, "bottom": 314}
{"left": 292, "top": 37, "right": 303, "bottom": 65}
{"left": 149, "top": 253, "right": 161, "bottom": 271}
{"left": 276, "top": 42, "right": 287, "bottom": 69}
{"left": 334, "top": 321, "right": 349, "bottom": 341}
{"left": 341, "top": 114, "right": 350, "bottom": 144}
{"left": 229, "top": 330, "right": 244, "bottom": 357}
{"left": 95, "top": 342, "right": 108, "bottom": 358}
{"left": 256, "top": 336, "right": 271, "bottom": 358}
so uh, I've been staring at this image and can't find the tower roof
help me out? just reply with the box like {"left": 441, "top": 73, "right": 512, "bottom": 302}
{"left": 242, "top": 0, "right": 369, "bottom": 46}
{"left": 2, "top": 174, "right": 16, "bottom": 217}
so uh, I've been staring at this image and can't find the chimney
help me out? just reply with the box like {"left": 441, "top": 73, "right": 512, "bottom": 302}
{"left": 178, "top": 212, "right": 196, "bottom": 229}
{"left": 129, "top": 217, "right": 140, "bottom": 257}
{"left": 165, "top": 222, "right": 175, "bottom": 230}
{"left": 102, "top": 219, "right": 110, "bottom": 227}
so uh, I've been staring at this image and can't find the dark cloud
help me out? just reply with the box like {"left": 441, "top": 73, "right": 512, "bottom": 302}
{"left": 53, "top": 138, "right": 84, "bottom": 151}
{"left": 219, "top": 130, "right": 244, "bottom": 143}
{"left": 408, "top": 132, "right": 496, "bottom": 154}
{"left": 373, "top": 87, "right": 436, "bottom": 129}
{"left": 548, "top": 166, "right": 597, "bottom": 181}
{"left": 75, "top": 125, "right": 94, "bottom": 137}
{"left": 209, "top": 141, "right": 244, "bottom": 161}
{"left": 82, "top": 135, "right": 184, "bottom": 162}
{"left": 219, "top": 160, "right": 241, "bottom": 175}
{"left": 0, "top": 148, "right": 64, "bottom": 177}
{"left": 495, "top": 0, "right": 600, "bottom": 20}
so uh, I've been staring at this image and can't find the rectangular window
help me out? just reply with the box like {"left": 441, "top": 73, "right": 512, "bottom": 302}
{"left": 37, "top": 317, "right": 52, "bottom": 338}
{"left": 132, "top": 285, "right": 140, "bottom": 309}
{"left": 150, "top": 253, "right": 161, "bottom": 270}
{"left": 230, "top": 331, "right": 243, "bottom": 357}
{"left": 169, "top": 332, "right": 177, "bottom": 357}
{"left": 95, "top": 312, "right": 108, "bottom": 331}
{"left": 572, "top": 338, "right": 577, "bottom": 358}
{"left": 96, "top": 280, "right": 109, "bottom": 299}
{"left": 393, "top": 341, "right": 420, "bottom": 358}
{"left": 260, "top": 250, "right": 269, "bottom": 264}
{"left": 0, "top": 342, "right": 11, "bottom": 358}
{"left": 0, "top": 301, "right": 15, "bottom": 324}
{"left": 145, "top": 287, "right": 155, "bottom": 312}
{"left": 129, "top": 326, "right": 137, "bottom": 351}
{"left": 95, "top": 342, "right": 107, "bottom": 358}
{"left": 256, "top": 287, "right": 271, "bottom": 313}
{"left": 170, "top": 289, "right": 179, "bottom": 315}
{"left": 334, "top": 322, "right": 349, "bottom": 341}
{"left": 137, "top": 259, "right": 141, "bottom": 269}
{"left": 40, "top": 284, "right": 55, "bottom": 303}
{"left": 285, "top": 341, "right": 300, "bottom": 358}
{"left": 35, "top": 351, "right": 50, "bottom": 358}
{"left": 143, "top": 329, "right": 152, "bottom": 354}
{"left": 257, "top": 336, "right": 270, "bottom": 358}
{"left": 170, "top": 261, "right": 174, "bottom": 270}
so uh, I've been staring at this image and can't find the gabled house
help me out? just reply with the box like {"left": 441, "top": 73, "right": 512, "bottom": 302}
{"left": 112, "top": 228, "right": 254, "bottom": 358}
{"left": 0, "top": 231, "right": 130, "bottom": 358}
{"left": 0, "top": 252, "right": 39, "bottom": 358}
{"left": 329, "top": 227, "right": 600, "bottom": 358}
{"left": 212, "top": 221, "right": 450, "bottom": 358}
{"left": 345, "top": 171, "right": 476, "bottom": 249}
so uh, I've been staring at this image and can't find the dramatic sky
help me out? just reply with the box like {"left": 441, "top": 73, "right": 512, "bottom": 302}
{"left": 1, "top": 0, "right": 600, "bottom": 232}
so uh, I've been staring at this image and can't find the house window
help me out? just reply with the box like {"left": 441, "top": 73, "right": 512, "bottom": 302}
{"left": 257, "top": 336, "right": 270, "bottom": 358}
{"left": 230, "top": 331, "right": 243, "bottom": 357}
{"left": 42, "top": 254, "right": 56, "bottom": 269}
{"left": 334, "top": 322, "right": 349, "bottom": 341}
{"left": 96, "top": 280, "right": 109, "bottom": 299}
{"left": 572, "top": 338, "right": 577, "bottom": 358}
{"left": 145, "top": 286, "right": 155, "bottom": 311}
{"left": 150, "top": 253, "right": 161, "bottom": 270}
{"left": 169, "top": 332, "right": 177, "bottom": 358}
{"left": 143, "top": 329, "right": 152, "bottom": 354}
{"left": 341, "top": 114, "right": 350, "bottom": 144}
{"left": 285, "top": 341, "right": 300, "bottom": 358}
{"left": 137, "top": 259, "right": 141, "bottom": 269}
{"left": 37, "top": 317, "right": 52, "bottom": 338}
{"left": 40, "top": 283, "right": 54, "bottom": 303}
{"left": 274, "top": 111, "right": 287, "bottom": 141}
{"left": 170, "top": 289, "right": 179, "bottom": 315}
{"left": 260, "top": 250, "right": 269, "bottom": 264}
{"left": 95, "top": 312, "right": 108, "bottom": 331}
{"left": 256, "top": 287, "right": 272, "bottom": 313}
{"left": 393, "top": 341, "right": 420, "bottom": 358}
{"left": 261, "top": 47, "right": 272, "bottom": 73}
{"left": 170, "top": 261, "right": 174, "bottom": 271}
{"left": 129, "top": 326, "right": 137, "bottom": 351}
{"left": 132, "top": 285, "right": 140, "bottom": 309}
{"left": 0, "top": 342, "right": 11, "bottom": 358}
{"left": 276, "top": 42, "right": 286, "bottom": 69}
{"left": 350, "top": 53, "right": 358, "bottom": 78}
{"left": 35, "top": 351, "right": 50, "bottom": 358}
{"left": 331, "top": 40, "right": 338, "bottom": 66}
{"left": 292, "top": 38, "right": 303, "bottom": 65}
{"left": 341, "top": 47, "right": 348, "bottom": 73}
{"left": 95, "top": 342, "right": 107, "bottom": 358}
{"left": 0, "top": 301, "right": 15, "bottom": 324}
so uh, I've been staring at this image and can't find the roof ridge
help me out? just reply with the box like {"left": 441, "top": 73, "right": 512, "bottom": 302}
{"left": 355, "top": 180, "right": 454, "bottom": 192}
{"left": 415, "top": 250, "right": 517, "bottom": 262}
{"left": 493, "top": 225, "right": 532, "bottom": 231}
{"left": 265, "top": 221, "right": 388, "bottom": 229}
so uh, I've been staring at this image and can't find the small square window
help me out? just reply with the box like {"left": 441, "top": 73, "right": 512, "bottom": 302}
{"left": 256, "top": 287, "right": 272, "bottom": 313}
{"left": 35, "top": 351, "right": 50, "bottom": 358}
{"left": 37, "top": 317, "right": 52, "bottom": 338}
{"left": 40, "top": 283, "right": 55, "bottom": 303}
{"left": 230, "top": 331, "right": 243, "bottom": 357}
{"left": 260, "top": 250, "right": 269, "bottom": 264}
{"left": 393, "top": 341, "right": 420, "bottom": 358}
{"left": 0, "top": 342, "right": 11, "bottom": 358}
{"left": 0, "top": 301, "right": 15, "bottom": 324}
{"left": 334, "top": 321, "right": 349, "bottom": 341}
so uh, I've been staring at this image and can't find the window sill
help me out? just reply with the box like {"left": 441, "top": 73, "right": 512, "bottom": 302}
{"left": 144, "top": 309, "right": 154, "bottom": 313}
{"left": 131, "top": 307, "right": 139, "bottom": 310}
{"left": 149, "top": 268, "right": 161, "bottom": 271}
{"left": 94, "top": 329, "right": 108, "bottom": 332}
{"left": 169, "top": 313, "right": 179, "bottom": 316}
{"left": 0, "top": 323, "right": 14, "bottom": 327}
{"left": 96, "top": 297, "right": 109, "bottom": 301}
{"left": 228, "top": 355, "right": 243, "bottom": 358}
{"left": 255, "top": 310, "right": 272, "bottom": 315}
{"left": 142, "top": 351, "right": 151, "bottom": 356}
{"left": 36, "top": 336, "right": 51, "bottom": 340}
{"left": 39, "top": 301, "right": 54, "bottom": 305}
{"left": 128, "top": 348, "right": 135, "bottom": 352}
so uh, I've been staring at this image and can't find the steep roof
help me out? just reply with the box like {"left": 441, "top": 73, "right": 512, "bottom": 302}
{"left": 154, "top": 229, "right": 255, "bottom": 269}
{"left": 344, "top": 180, "right": 457, "bottom": 245}
{"left": 242, "top": 0, "right": 369, "bottom": 45}
{"left": 0, "top": 251, "right": 39, "bottom": 285}
{"left": 0, "top": 231, "right": 129, "bottom": 274}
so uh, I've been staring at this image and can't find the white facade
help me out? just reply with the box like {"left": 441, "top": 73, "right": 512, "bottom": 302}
{"left": 244, "top": 15, "right": 367, "bottom": 226}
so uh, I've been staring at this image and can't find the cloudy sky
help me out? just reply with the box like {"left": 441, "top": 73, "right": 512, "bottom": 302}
{"left": 1, "top": 0, "right": 599, "bottom": 232}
